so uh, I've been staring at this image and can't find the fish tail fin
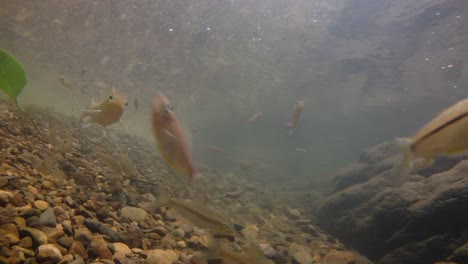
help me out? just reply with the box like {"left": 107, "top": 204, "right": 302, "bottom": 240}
{"left": 148, "top": 189, "right": 171, "bottom": 211}
{"left": 289, "top": 128, "right": 293, "bottom": 135}
{"left": 391, "top": 138, "right": 414, "bottom": 184}
{"left": 205, "top": 237, "right": 222, "bottom": 260}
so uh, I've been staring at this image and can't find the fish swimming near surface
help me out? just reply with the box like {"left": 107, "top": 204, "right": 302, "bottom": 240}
{"left": 79, "top": 87, "right": 128, "bottom": 131}
{"left": 248, "top": 112, "right": 262, "bottom": 123}
{"left": 288, "top": 100, "right": 304, "bottom": 135}
{"left": 149, "top": 191, "right": 235, "bottom": 239}
{"left": 393, "top": 97, "right": 468, "bottom": 181}
{"left": 151, "top": 92, "right": 196, "bottom": 185}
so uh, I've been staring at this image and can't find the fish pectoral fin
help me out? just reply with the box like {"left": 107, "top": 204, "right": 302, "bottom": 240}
{"left": 120, "top": 119, "right": 128, "bottom": 130}
{"left": 164, "top": 129, "right": 179, "bottom": 142}
{"left": 81, "top": 109, "right": 102, "bottom": 113}
{"left": 80, "top": 122, "right": 93, "bottom": 129}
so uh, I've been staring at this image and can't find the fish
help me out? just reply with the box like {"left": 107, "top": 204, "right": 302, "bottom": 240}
{"left": 151, "top": 92, "right": 196, "bottom": 184}
{"left": 207, "top": 145, "right": 226, "bottom": 154}
{"left": 248, "top": 112, "right": 262, "bottom": 123}
{"left": 295, "top": 148, "right": 308, "bottom": 152}
{"left": 80, "top": 67, "right": 88, "bottom": 77}
{"left": 206, "top": 240, "right": 274, "bottom": 264}
{"left": 149, "top": 191, "right": 235, "bottom": 239}
{"left": 133, "top": 97, "right": 140, "bottom": 111}
{"left": 59, "top": 75, "right": 72, "bottom": 87}
{"left": 288, "top": 100, "right": 304, "bottom": 135}
{"left": 393, "top": 98, "right": 468, "bottom": 180}
{"left": 79, "top": 87, "right": 128, "bottom": 128}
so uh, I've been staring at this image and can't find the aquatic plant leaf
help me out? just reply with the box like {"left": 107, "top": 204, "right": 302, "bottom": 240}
{"left": 0, "top": 49, "right": 28, "bottom": 111}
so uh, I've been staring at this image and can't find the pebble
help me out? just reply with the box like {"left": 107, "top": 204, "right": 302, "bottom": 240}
{"left": 58, "top": 236, "right": 74, "bottom": 248}
{"left": 36, "top": 244, "right": 63, "bottom": 263}
{"left": 259, "top": 243, "right": 276, "bottom": 258}
{"left": 120, "top": 207, "right": 147, "bottom": 226}
{"left": 188, "top": 235, "right": 199, "bottom": 247}
{"left": 69, "top": 240, "right": 89, "bottom": 259}
{"left": 19, "top": 227, "right": 48, "bottom": 246}
{"left": 112, "top": 242, "right": 132, "bottom": 255}
{"left": 88, "top": 235, "right": 113, "bottom": 259}
{"left": 18, "top": 207, "right": 41, "bottom": 218}
{"left": 18, "top": 236, "right": 32, "bottom": 248}
{"left": 0, "top": 190, "right": 13, "bottom": 205}
{"left": 322, "top": 250, "right": 356, "bottom": 264}
{"left": 74, "top": 226, "right": 93, "bottom": 247}
{"left": 289, "top": 243, "right": 313, "bottom": 264}
{"left": 146, "top": 249, "right": 179, "bottom": 264}
{"left": 172, "top": 228, "right": 185, "bottom": 238}
{"left": 177, "top": 240, "right": 187, "bottom": 248}
{"left": 287, "top": 208, "right": 302, "bottom": 218}
{"left": 39, "top": 207, "right": 57, "bottom": 227}
{"left": 33, "top": 200, "right": 49, "bottom": 211}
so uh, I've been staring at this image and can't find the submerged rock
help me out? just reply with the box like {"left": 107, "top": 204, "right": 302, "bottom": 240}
{"left": 317, "top": 141, "right": 468, "bottom": 264}
{"left": 146, "top": 249, "right": 179, "bottom": 264}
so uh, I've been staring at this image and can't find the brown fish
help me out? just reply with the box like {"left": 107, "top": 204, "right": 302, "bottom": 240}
{"left": 288, "top": 100, "right": 304, "bottom": 135}
{"left": 150, "top": 191, "right": 235, "bottom": 239}
{"left": 394, "top": 98, "right": 468, "bottom": 180}
{"left": 207, "top": 240, "right": 274, "bottom": 264}
{"left": 79, "top": 87, "right": 128, "bottom": 128}
{"left": 151, "top": 92, "right": 196, "bottom": 184}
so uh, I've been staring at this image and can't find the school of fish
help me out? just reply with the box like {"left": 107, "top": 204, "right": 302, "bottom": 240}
{"left": 74, "top": 82, "right": 468, "bottom": 263}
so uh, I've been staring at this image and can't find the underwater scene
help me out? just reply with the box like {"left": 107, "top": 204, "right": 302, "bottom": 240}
{"left": 1, "top": 0, "right": 468, "bottom": 263}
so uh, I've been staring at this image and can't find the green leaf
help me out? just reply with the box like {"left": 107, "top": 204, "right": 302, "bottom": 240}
{"left": 0, "top": 49, "right": 28, "bottom": 111}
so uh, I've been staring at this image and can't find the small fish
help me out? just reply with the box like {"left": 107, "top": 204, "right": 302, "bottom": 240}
{"left": 133, "top": 97, "right": 140, "bottom": 111}
{"left": 207, "top": 240, "right": 274, "bottom": 264}
{"left": 238, "top": 159, "right": 260, "bottom": 172}
{"left": 207, "top": 145, "right": 226, "bottom": 154}
{"left": 80, "top": 67, "right": 88, "bottom": 77}
{"left": 151, "top": 92, "right": 196, "bottom": 184}
{"left": 393, "top": 98, "right": 468, "bottom": 181}
{"left": 149, "top": 191, "right": 235, "bottom": 239}
{"left": 97, "top": 151, "right": 137, "bottom": 176}
{"left": 248, "top": 112, "right": 262, "bottom": 123}
{"left": 288, "top": 100, "right": 304, "bottom": 135}
{"left": 295, "top": 148, "right": 308, "bottom": 152}
{"left": 59, "top": 75, "right": 72, "bottom": 87}
{"left": 94, "top": 80, "right": 108, "bottom": 88}
{"left": 79, "top": 87, "right": 128, "bottom": 128}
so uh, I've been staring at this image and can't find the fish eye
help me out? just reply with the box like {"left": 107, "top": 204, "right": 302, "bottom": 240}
{"left": 109, "top": 95, "right": 113, "bottom": 100}
{"left": 221, "top": 223, "right": 227, "bottom": 229}
{"left": 124, "top": 102, "right": 128, "bottom": 106}
{"left": 164, "top": 104, "right": 173, "bottom": 112}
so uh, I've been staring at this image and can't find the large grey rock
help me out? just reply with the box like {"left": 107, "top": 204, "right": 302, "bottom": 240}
{"left": 330, "top": 141, "right": 398, "bottom": 192}
{"left": 317, "top": 157, "right": 468, "bottom": 264}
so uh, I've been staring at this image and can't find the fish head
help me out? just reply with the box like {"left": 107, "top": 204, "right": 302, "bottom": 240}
{"left": 212, "top": 222, "right": 236, "bottom": 240}
{"left": 98, "top": 87, "right": 128, "bottom": 111}
{"left": 152, "top": 92, "right": 174, "bottom": 124}
{"left": 296, "top": 100, "right": 305, "bottom": 109}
